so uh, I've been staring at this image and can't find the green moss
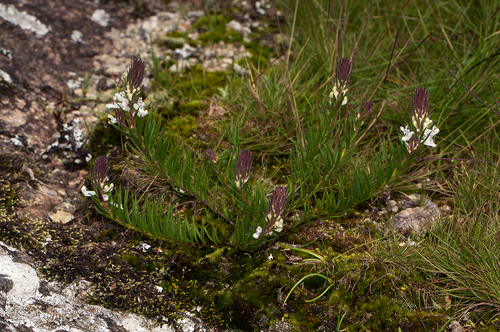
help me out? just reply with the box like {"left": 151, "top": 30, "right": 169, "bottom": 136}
{"left": 158, "top": 31, "right": 199, "bottom": 48}
{"left": 191, "top": 14, "right": 242, "bottom": 45}
{"left": 167, "top": 116, "right": 197, "bottom": 134}
{"left": 199, "top": 29, "right": 242, "bottom": 44}
{"left": 160, "top": 100, "right": 205, "bottom": 118}
{"left": 87, "top": 120, "right": 123, "bottom": 157}
{"left": 171, "top": 65, "right": 230, "bottom": 100}
{"left": 192, "top": 14, "right": 232, "bottom": 30}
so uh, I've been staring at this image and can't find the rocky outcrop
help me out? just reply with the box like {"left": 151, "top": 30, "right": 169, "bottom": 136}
{"left": 0, "top": 242, "right": 210, "bottom": 332}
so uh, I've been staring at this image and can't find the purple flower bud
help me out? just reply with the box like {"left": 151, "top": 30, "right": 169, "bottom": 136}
{"left": 235, "top": 149, "right": 252, "bottom": 188}
{"left": 411, "top": 88, "right": 431, "bottom": 132}
{"left": 268, "top": 186, "right": 287, "bottom": 218}
{"left": 267, "top": 186, "right": 287, "bottom": 233}
{"left": 335, "top": 58, "right": 353, "bottom": 91}
{"left": 204, "top": 149, "right": 218, "bottom": 163}
{"left": 91, "top": 156, "right": 110, "bottom": 200}
{"left": 357, "top": 101, "right": 373, "bottom": 120}
{"left": 126, "top": 59, "right": 146, "bottom": 94}
{"left": 412, "top": 88, "right": 429, "bottom": 115}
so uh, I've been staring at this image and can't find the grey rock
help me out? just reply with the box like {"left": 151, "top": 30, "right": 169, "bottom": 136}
{"left": 0, "top": 242, "right": 210, "bottom": 332}
{"left": 187, "top": 10, "right": 204, "bottom": 19}
{"left": 449, "top": 321, "right": 465, "bottom": 332}
{"left": 387, "top": 199, "right": 440, "bottom": 233}
{"left": 174, "top": 43, "right": 197, "bottom": 59}
{"left": 0, "top": 3, "right": 50, "bottom": 36}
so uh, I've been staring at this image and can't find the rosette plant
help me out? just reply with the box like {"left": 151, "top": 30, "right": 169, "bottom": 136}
{"left": 83, "top": 58, "right": 439, "bottom": 249}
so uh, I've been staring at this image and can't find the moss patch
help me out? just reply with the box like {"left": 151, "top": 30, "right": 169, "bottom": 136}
{"left": 172, "top": 65, "right": 230, "bottom": 100}
{"left": 87, "top": 120, "right": 123, "bottom": 158}
{"left": 192, "top": 14, "right": 242, "bottom": 45}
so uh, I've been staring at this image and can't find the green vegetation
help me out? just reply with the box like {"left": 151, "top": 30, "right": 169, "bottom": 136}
{"left": 4, "top": 0, "right": 500, "bottom": 331}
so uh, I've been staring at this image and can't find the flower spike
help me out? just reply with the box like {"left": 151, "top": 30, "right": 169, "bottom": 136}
{"left": 235, "top": 150, "right": 252, "bottom": 188}
{"left": 267, "top": 186, "right": 287, "bottom": 233}
{"left": 126, "top": 59, "right": 146, "bottom": 95}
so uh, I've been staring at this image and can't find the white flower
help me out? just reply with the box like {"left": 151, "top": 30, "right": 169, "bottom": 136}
{"left": 85, "top": 154, "right": 92, "bottom": 163}
{"left": 111, "top": 202, "right": 124, "bottom": 210}
{"left": 108, "top": 114, "right": 117, "bottom": 124}
{"left": 252, "top": 226, "right": 262, "bottom": 239}
{"left": 329, "top": 87, "right": 348, "bottom": 105}
{"left": 411, "top": 116, "right": 433, "bottom": 132}
{"left": 268, "top": 253, "right": 273, "bottom": 260}
{"left": 81, "top": 185, "right": 96, "bottom": 197}
{"left": 155, "top": 286, "right": 163, "bottom": 293}
{"left": 273, "top": 218, "right": 283, "bottom": 233}
{"left": 422, "top": 125, "right": 439, "bottom": 147}
{"left": 134, "top": 98, "right": 148, "bottom": 117}
{"left": 102, "top": 194, "right": 109, "bottom": 202}
{"left": 400, "top": 126, "right": 414, "bottom": 143}
{"left": 106, "top": 92, "right": 130, "bottom": 112}
{"left": 103, "top": 183, "right": 114, "bottom": 193}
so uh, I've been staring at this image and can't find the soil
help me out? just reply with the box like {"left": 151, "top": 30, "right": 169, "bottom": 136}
{"left": 0, "top": 0, "right": 171, "bottom": 219}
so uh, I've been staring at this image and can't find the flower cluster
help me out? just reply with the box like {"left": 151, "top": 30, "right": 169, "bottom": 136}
{"left": 81, "top": 156, "right": 114, "bottom": 202}
{"left": 204, "top": 149, "right": 218, "bottom": 163}
{"left": 106, "top": 59, "right": 148, "bottom": 126}
{"left": 253, "top": 186, "right": 287, "bottom": 239}
{"left": 235, "top": 150, "right": 252, "bottom": 188}
{"left": 400, "top": 88, "right": 439, "bottom": 153}
{"left": 267, "top": 186, "right": 287, "bottom": 233}
{"left": 329, "top": 58, "right": 352, "bottom": 106}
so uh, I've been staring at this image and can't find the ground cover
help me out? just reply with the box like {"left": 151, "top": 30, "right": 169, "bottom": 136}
{"left": 2, "top": 0, "right": 500, "bottom": 331}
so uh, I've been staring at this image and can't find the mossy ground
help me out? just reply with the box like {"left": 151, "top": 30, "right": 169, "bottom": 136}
{"left": 4, "top": 2, "right": 499, "bottom": 331}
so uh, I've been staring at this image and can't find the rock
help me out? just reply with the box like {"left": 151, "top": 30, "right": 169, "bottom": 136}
{"left": 93, "top": 54, "right": 132, "bottom": 76}
{"left": 0, "top": 69, "right": 13, "bottom": 83}
{"left": 225, "top": 20, "right": 251, "bottom": 40}
{"left": 169, "top": 58, "right": 199, "bottom": 72}
{"left": 0, "top": 3, "right": 50, "bottom": 36}
{"left": 90, "top": 9, "right": 110, "bottom": 28}
{"left": 449, "top": 321, "right": 465, "bottom": 332}
{"left": 48, "top": 210, "right": 74, "bottom": 224}
{"left": 233, "top": 63, "right": 248, "bottom": 76}
{"left": 439, "top": 204, "right": 451, "bottom": 212}
{"left": 0, "top": 242, "right": 210, "bottom": 332}
{"left": 174, "top": 43, "right": 197, "bottom": 59}
{"left": 387, "top": 199, "right": 440, "bottom": 234}
{"left": 71, "top": 30, "right": 84, "bottom": 43}
{"left": 187, "top": 10, "right": 204, "bottom": 19}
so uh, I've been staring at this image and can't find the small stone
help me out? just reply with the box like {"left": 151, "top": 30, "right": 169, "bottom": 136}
{"left": 169, "top": 58, "right": 197, "bottom": 72}
{"left": 187, "top": 10, "right": 204, "bottom": 19}
{"left": 174, "top": 43, "right": 197, "bottom": 59}
{"left": 388, "top": 200, "right": 440, "bottom": 234}
{"left": 226, "top": 20, "right": 251, "bottom": 42}
{"left": 90, "top": 9, "right": 110, "bottom": 27}
{"left": 71, "top": 30, "right": 83, "bottom": 43}
{"left": 187, "top": 31, "right": 199, "bottom": 40}
{"left": 449, "top": 321, "right": 465, "bottom": 332}
{"left": 67, "top": 79, "right": 81, "bottom": 90}
{"left": 0, "top": 69, "right": 12, "bottom": 83}
{"left": 15, "top": 99, "right": 26, "bottom": 110}
{"left": 439, "top": 204, "right": 451, "bottom": 212}
{"left": 48, "top": 210, "right": 74, "bottom": 224}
